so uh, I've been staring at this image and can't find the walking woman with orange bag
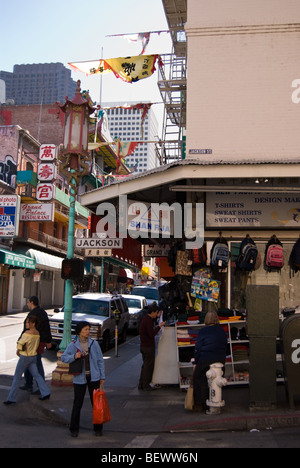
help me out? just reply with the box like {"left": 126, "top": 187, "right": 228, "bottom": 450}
{"left": 61, "top": 321, "right": 106, "bottom": 438}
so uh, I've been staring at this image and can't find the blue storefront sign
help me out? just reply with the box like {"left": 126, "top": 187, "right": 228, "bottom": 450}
{"left": 0, "top": 194, "right": 20, "bottom": 237}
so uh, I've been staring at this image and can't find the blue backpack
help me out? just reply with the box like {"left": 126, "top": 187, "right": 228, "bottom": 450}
{"left": 211, "top": 237, "right": 229, "bottom": 269}
{"left": 237, "top": 236, "right": 258, "bottom": 271}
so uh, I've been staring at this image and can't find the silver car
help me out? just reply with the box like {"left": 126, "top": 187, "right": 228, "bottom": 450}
{"left": 50, "top": 293, "right": 129, "bottom": 352}
{"left": 122, "top": 294, "right": 148, "bottom": 333}
{"left": 131, "top": 286, "right": 159, "bottom": 306}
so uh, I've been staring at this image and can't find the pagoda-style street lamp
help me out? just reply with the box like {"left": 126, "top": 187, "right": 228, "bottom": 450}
{"left": 57, "top": 81, "right": 95, "bottom": 352}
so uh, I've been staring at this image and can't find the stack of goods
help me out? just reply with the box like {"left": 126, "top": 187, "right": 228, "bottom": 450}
{"left": 176, "top": 328, "right": 199, "bottom": 346}
{"left": 218, "top": 308, "right": 244, "bottom": 323}
{"left": 232, "top": 344, "right": 249, "bottom": 362}
{"left": 187, "top": 315, "right": 199, "bottom": 325}
{"left": 189, "top": 330, "right": 198, "bottom": 345}
{"left": 177, "top": 328, "right": 192, "bottom": 346}
{"left": 176, "top": 310, "right": 206, "bottom": 325}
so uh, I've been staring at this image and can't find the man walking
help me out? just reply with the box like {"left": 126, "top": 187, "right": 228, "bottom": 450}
{"left": 138, "top": 302, "right": 165, "bottom": 391}
{"left": 20, "top": 296, "right": 52, "bottom": 393}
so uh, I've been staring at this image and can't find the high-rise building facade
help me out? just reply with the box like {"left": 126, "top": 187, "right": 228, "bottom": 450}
{"left": 0, "top": 62, "right": 77, "bottom": 105}
{"left": 103, "top": 102, "right": 159, "bottom": 173}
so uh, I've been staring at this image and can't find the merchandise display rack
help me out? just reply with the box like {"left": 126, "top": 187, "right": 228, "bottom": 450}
{"left": 176, "top": 319, "right": 284, "bottom": 390}
{"left": 176, "top": 319, "right": 250, "bottom": 390}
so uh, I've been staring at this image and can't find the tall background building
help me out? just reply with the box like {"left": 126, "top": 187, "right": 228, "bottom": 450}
{"left": 0, "top": 62, "right": 77, "bottom": 105}
{"left": 102, "top": 101, "right": 160, "bottom": 173}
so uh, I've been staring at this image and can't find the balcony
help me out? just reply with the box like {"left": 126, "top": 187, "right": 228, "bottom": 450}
{"left": 17, "top": 225, "right": 83, "bottom": 256}
{"left": 55, "top": 187, "right": 89, "bottom": 228}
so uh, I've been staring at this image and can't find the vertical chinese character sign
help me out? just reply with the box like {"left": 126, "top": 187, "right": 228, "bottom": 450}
{"left": 36, "top": 145, "right": 56, "bottom": 202}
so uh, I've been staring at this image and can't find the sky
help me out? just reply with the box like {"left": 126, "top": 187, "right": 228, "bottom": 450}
{"left": 0, "top": 0, "right": 173, "bottom": 130}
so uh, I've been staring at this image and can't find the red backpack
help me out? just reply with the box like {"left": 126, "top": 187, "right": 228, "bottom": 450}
{"left": 264, "top": 236, "right": 284, "bottom": 271}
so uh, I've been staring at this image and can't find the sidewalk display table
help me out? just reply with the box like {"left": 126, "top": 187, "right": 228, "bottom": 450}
{"left": 152, "top": 327, "right": 179, "bottom": 385}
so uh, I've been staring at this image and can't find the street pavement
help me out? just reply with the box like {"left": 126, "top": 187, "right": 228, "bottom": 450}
{"left": 1, "top": 311, "right": 300, "bottom": 449}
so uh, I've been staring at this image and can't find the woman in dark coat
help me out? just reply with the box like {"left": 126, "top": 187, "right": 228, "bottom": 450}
{"left": 193, "top": 311, "right": 227, "bottom": 411}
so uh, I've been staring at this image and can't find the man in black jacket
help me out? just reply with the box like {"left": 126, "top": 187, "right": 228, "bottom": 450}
{"left": 138, "top": 302, "right": 165, "bottom": 390}
{"left": 20, "top": 296, "right": 52, "bottom": 393}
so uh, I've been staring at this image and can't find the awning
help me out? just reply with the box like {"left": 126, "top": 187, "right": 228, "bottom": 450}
{"left": 26, "top": 249, "right": 63, "bottom": 271}
{"left": 15, "top": 248, "right": 63, "bottom": 271}
{"left": 0, "top": 249, "right": 36, "bottom": 270}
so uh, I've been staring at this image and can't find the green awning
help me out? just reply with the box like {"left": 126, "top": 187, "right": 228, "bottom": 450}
{"left": 0, "top": 249, "right": 36, "bottom": 270}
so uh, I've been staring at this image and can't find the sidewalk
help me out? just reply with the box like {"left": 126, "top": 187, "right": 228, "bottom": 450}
{"left": 29, "top": 341, "right": 300, "bottom": 434}
{"left": 0, "top": 309, "right": 56, "bottom": 327}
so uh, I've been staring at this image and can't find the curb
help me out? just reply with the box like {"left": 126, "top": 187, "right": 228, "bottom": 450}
{"left": 165, "top": 412, "right": 300, "bottom": 433}
{"left": 29, "top": 396, "right": 69, "bottom": 427}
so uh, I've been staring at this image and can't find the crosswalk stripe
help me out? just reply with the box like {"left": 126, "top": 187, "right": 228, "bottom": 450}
{"left": 124, "top": 435, "right": 158, "bottom": 448}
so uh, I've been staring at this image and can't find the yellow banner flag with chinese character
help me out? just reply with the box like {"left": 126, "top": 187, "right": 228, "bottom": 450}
{"left": 69, "top": 55, "right": 162, "bottom": 83}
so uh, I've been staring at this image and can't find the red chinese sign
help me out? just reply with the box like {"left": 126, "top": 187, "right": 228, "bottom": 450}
{"left": 37, "top": 163, "right": 56, "bottom": 181}
{"left": 36, "top": 144, "right": 56, "bottom": 204}
{"left": 36, "top": 183, "right": 55, "bottom": 201}
{"left": 39, "top": 144, "right": 56, "bottom": 161}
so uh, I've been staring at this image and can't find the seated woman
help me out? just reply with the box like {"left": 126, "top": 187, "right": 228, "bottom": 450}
{"left": 192, "top": 310, "right": 227, "bottom": 411}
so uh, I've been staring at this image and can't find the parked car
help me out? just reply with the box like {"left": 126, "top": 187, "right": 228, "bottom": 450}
{"left": 131, "top": 286, "right": 159, "bottom": 306}
{"left": 122, "top": 294, "right": 148, "bottom": 333}
{"left": 49, "top": 293, "right": 129, "bottom": 352}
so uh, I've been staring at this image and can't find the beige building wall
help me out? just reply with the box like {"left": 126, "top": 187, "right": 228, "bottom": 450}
{"left": 185, "top": 0, "right": 300, "bottom": 161}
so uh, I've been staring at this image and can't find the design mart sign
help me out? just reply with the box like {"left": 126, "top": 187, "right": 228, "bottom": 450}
{"left": 206, "top": 192, "right": 300, "bottom": 228}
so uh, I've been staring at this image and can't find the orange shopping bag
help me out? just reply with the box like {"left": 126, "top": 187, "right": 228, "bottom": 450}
{"left": 93, "top": 389, "right": 111, "bottom": 425}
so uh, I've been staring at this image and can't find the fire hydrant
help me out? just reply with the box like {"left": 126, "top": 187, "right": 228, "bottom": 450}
{"left": 206, "top": 362, "right": 227, "bottom": 415}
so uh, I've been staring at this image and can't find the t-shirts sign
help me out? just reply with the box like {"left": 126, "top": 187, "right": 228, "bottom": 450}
{"left": 206, "top": 192, "right": 300, "bottom": 228}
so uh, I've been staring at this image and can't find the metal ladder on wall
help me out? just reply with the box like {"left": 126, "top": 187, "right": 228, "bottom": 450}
{"left": 156, "top": 53, "right": 187, "bottom": 164}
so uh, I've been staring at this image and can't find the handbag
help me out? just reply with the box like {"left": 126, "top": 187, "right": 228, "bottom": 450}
{"left": 68, "top": 340, "right": 94, "bottom": 375}
{"left": 184, "top": 386, "right": 194, "bottom": 411}
{"left": 68, "top": 358, "right": 83, "bottom": 375}
{"left": 93, "top": 389, "right": 111, "bottom": 425}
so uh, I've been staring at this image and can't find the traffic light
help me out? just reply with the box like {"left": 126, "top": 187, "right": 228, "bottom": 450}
{"left": 61, "top": 258, "right": 84, "bottom": 283}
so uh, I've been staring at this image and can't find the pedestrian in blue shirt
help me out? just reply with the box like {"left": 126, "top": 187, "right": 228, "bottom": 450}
{"left": 193, "top": 311, "right": 227, "bottom": 411}
{"left": 61, "top": 321, "right": 105, "bottom": 438}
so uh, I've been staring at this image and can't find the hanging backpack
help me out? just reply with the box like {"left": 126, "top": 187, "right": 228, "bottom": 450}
{"left": 264, "top": 235, "right": 284, "bottom": 271}
{"left": 189, "top": 243, "right": 207, "bottom": 268}
{"left": 289, "top": 238, "right": 300, "bottom": 275}
{"left": 168, "top": 245, "right": 178, "bottom": 272}
{"left": 237, "top": 235, "right": 258, "bottom": 271}
{"left": 211, "top": 236, "right": 230, "bottom": 269}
